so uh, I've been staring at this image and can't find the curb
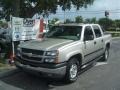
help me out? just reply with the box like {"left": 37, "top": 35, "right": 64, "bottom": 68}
{"left": 0, "top": 67, "right": 20, "bottom": 78}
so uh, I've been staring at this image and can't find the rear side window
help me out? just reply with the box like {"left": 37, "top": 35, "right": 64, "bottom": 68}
{"left": 93, "top": 25, "right": 102, "bottom": 38}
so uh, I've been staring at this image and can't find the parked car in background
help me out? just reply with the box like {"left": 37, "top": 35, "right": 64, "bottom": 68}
{"left": 0, "top": 28, "right": 12, "bottom": 58}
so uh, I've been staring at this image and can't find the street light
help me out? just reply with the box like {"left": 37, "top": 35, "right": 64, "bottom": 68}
{"left": 105, "top": 11, "right": 109, "bottom": 17}
{"left": 105, "top": 10, "right": 109, "bottom": 30}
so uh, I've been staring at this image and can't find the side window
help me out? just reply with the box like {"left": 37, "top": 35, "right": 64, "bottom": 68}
{"left": 84, "top": 26, "right": 94, "bottom": 41}
{"left": 93, "top": 25, "right": 102, "bottom": 38}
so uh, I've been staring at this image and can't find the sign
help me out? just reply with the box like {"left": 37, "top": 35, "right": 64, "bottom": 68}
{"left": 12, "top": 17, "right": 23, "bottom": 41}
{"left": 23, "top": 19, "right": 35, "bottom": 27}
{"left": 12, "top": 17, "right": 40, "bottom": 41}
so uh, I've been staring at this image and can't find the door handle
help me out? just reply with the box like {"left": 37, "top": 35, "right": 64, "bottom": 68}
{"left": 94, "top": 41, "right": 97, "bottom": 45}
{"left": 101, "top": 39, "right": 103, "bottom": 42}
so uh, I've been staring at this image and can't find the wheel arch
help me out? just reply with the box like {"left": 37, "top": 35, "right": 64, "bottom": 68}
{"left": 67, "top": 53, "right": 83, "bottom": 66}
{"left": 106, "top": 43, "right": 110, "bottom": 49}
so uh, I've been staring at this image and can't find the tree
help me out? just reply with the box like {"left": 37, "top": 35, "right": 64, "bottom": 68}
{"left": 64, "top": 18, "right": 73, "bottom": 23}
{"left": 75, "top": 16, "right": 83, "bottom": 23}
{"left": 98, "top": 18, "right": 113, "bottom": 30}
{"left": 0, "top": 0, "right": 20, "bottom": 20}
{"left": 91, "top": 17, "right": 97, "bottom": 23}
{"left": 0, "top": 0, "right": 95, "bottom": 20}
{"left": 84, "top": 17, "right": 97, "bottom": 24}
{"left": 84, "top": 18, "right": 91, "bottom": 23}
{"left": 114, "top": 20, "right": 120, "bottom": 28}
{"left": 0, "top": 10, "right": 3, "bottom": 19}
{"left": 49, "top": 18, "right": 59, "bottom": 25}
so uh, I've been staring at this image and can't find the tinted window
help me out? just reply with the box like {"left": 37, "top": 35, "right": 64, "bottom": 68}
{"left": 84, "top": 26, "right": 94, "bottom": 41}
{"left": 47, "top": 26, "right": 82, "bottom": 40}
{"left": 93, "top": 25, "right": 102, "bottom": 38}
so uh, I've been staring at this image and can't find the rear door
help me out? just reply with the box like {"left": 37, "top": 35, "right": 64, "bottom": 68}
{"left": 92, "top": 25, "right": 104, "bottom": 57}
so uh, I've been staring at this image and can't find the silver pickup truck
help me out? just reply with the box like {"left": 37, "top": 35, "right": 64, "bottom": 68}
{"left": 15, "top": 24, "right": 111, "bottom": 82}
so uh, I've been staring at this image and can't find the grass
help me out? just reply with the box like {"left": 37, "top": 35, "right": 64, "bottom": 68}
{"left": 112, "top": 33, "right": 120, "bottom": 37}
{"left": 0, "top": 58, "right": 6, "bottom": 67}
{"left": 0, "top": 63, "right": 6, "bottom": 67}
{"left": 0, "top": 57, "right": 7, "bottom": 68}
{"left": 106, "top": 31, "right": 120, "bottom": 37}
{"left": 0, "top": 58, "right": 13, "bottom": 70}
{"left": 0, "top": 58, "right": 6, "bottom": 64}
{"left": 0, "top": 62, "right": 14, "bottom": 71}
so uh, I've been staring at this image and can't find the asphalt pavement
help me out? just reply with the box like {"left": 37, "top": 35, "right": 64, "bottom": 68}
{"left": 0, "top": 38, "right": 120, "bottom": 90}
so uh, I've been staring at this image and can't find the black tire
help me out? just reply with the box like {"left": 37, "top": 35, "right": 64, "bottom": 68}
{"left": 101, "top": 47, "right": 109, "bottom": 61}
{"left": 64, "top": 58, "right": 80, "bottom": 83}
{"left": 0, "top": 44, "right": 7, "bottom": 58}
{"left": 0, "top": 44, "right": 2, "bottom": 53}
{"left": 0, "top": 44, "right": 5, "bottom": 53}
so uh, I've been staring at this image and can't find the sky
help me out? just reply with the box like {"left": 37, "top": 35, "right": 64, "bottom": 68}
{"left": 49, "top": 0, "right": 120, "bottom": 20}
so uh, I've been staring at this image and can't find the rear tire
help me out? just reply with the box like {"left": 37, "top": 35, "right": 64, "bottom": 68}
{"left": 64, "top": 58, "right": 80, "bottom": 83}
{"left": 101, "top": 47, "right": 109, "bottom": 61}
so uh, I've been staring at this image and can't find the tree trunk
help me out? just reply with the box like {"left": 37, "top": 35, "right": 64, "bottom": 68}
{"left": 13, "top": 0, "right": 20, "bottom": 17}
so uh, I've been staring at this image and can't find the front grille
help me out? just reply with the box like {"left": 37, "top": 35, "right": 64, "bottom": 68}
{"left": 20, "top": 48, "right": 44, "bottom": 63}
{"left": 22, "top": 48, "right": 44, "bottom": 55}
{"left": 17, "top": 57, "right": 42, "bottom": 67}
{"left": 21, "top": 54, "right": 42, "bottom": 62}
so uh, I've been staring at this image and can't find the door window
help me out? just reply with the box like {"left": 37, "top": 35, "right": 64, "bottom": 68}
{"left": 84, "top": 26, "right": 94, "bottom": 41}
{"left": 93, "top": 25, "right": 102, "bottom": 38}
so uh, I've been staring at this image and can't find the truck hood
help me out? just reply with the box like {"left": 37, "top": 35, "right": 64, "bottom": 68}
{"left": 20, "top": 38, "right": 73, "bottom": 50}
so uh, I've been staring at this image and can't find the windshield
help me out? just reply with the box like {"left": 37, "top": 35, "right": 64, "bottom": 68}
{"left": 46, "top": 26, "right": 82, "bottom": 40}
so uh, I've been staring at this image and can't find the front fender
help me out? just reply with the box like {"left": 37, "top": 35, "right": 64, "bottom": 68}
{"left": 65, "top": 50, "right": 84, "bottom": 61}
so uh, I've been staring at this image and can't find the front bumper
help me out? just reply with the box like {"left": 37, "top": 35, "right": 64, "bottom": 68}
{"left": 15, "top": 57, "right": 66, "bottom": 78}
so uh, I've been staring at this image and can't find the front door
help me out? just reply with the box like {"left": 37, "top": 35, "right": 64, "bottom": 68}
{"left": 82, "top": 26, "right": 97, "bottom": 64}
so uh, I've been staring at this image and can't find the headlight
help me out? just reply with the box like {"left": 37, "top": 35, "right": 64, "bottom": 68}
{"left": 44, "top": 50, "right": 59, "bottom": 63}
{"left": 45, "top": 50, "right": 57, "bottom": 56}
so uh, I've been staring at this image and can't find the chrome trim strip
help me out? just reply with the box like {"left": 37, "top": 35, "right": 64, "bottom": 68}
{"left": 21, "top": 52, "right": 56, "bottom": 58}
{"left": 21, "top": 56, "right": 43, "bottom": 63}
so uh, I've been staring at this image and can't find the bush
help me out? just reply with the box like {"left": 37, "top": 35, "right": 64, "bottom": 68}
{"left": 0, "top": 57, "right": 6, "bottom": 64}
{"left": 111, "top": 33, "right": 120, "bottom": 37}
{"left": 0, "top": 21, "right": 8, "bottom": 29}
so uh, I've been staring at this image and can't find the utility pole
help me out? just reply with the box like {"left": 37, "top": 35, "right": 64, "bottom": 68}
{"left": 63, "top": 0, "right": 66, "bottom": 23}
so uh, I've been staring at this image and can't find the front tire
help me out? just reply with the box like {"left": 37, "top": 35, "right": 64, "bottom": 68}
{"left": 64, "top": 58, "right": 79, "bottom": 83}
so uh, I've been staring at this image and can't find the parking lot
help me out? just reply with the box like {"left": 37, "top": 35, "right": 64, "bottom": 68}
{"left": 0, "top": 38, "right": 120, "bottom": 90}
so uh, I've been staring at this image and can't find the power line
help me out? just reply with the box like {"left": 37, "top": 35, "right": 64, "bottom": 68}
{"left": 53, "top": 11, "right": 120, "bottom": 15}
{"left": 56, "top": 9, "right": 120, "bottom": 13}
{"left": 110, "top": 11, "right": 120, "bottom": 13}
{"left": 52, "top": 12, "right": 120, "bottom": 15}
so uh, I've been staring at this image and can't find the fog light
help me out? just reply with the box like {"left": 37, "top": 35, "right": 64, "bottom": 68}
{"left": 44, "top": 58, "right": 55, "bottom": 63}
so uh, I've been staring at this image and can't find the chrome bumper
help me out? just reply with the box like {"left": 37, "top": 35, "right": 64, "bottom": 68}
{"left": 15, "top": 61, "right": 66, "bottom": 78}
